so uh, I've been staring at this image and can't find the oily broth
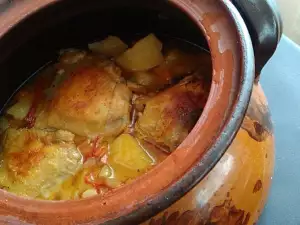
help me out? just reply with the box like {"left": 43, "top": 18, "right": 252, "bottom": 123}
{"left": 0, "top": 34, "right": 212, "bottom": 200}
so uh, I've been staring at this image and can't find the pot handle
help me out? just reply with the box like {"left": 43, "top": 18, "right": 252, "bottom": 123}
{"left": 231, "top": 0, "right": 283, "bottom": 77}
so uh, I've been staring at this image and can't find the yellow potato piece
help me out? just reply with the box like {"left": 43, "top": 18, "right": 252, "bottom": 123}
{"left": 6, "top": 96, "right": 32, "bottom": 120}
{"left": 88, "top": 36, "right": 128, "bottom": 57}
{"left": 116, "top": 34, "right": 164, "bottom": 71}
{"left": 108, "top": 134, "right": 155, "bottom": 182}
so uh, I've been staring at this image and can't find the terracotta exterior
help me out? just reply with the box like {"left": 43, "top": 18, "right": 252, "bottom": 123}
{"left": 142, "top": 83, "right": 274, "bottom": 225}
{"left": 0, "top": 0, "right": 280, "bottom": 224}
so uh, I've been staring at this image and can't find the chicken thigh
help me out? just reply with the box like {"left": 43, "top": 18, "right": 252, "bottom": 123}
{"left": 37, "top": 50, "right": 132, "bottom": 138}
{"left": 0, "top": 128, "right": 82, "bottom": 199}
{"left": 135, "top": 76, "right": 209, "bottom": 152}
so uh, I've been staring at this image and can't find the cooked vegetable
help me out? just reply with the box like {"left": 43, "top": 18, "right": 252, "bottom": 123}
{"left": 109, "top": 134, "right": 155, "bottom": 182}
{"left": 116, "top": 34, "right": 164, "bottom": 71}
{"left": 6, "top": 94, "right": 33, "bottom": 120}
{"left": 89, "top": 36, "right": 128, "bottom": 57}
{"left": 99, "top": 165, "right": 112, "bottom": 178}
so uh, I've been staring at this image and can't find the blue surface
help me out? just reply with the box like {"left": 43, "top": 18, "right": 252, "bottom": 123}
{"left": 259, "top": 35, "right": 300, "bottom": 225}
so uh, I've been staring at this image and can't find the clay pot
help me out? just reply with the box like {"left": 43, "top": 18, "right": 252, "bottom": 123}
{"left": 0, "top": 0, "right": 282, "bottom": 224}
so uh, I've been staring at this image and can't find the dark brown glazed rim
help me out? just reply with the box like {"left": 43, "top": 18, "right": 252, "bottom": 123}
{"left": 0, "top": 0, "right": 255, "bottom": 224}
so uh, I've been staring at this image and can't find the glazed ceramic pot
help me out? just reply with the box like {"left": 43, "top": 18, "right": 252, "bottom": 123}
{"left": 0, "top": 0, "right": 282, "bottom": 224}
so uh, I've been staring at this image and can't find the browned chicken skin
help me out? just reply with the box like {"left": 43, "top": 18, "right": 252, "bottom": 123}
{"left": 37, "top": 50, "right": 132, "bottom": 137}
{"left": 0, "top": 128, "right": 82, "bottom": 198}
{"left": 135, "top": 76, "right": 209, "bottom": 152}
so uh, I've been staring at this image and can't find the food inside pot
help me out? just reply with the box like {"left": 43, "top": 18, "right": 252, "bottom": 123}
{"left": 0, "top": 34, "right": 212, "bottom": 200}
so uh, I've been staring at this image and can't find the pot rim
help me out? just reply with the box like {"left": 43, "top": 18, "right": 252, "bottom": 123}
{"left": 0, "top": 0, "right": 254, "bottom": 224}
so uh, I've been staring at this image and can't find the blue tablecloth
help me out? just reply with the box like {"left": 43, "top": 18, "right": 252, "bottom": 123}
{"left": 259, "top": 35, "right": 300, "bottom": 225}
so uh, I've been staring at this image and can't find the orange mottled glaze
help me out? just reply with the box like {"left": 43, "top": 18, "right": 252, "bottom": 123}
{"left": 143, "top": 84, "right": 274, "bottom": 225}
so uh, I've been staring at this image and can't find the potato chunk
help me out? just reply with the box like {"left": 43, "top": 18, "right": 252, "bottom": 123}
{"left": 116, "top": 34, "right": 164, "bottom": 71}
{"left": 108, "top": 134, "right": 155, "bottom": 182}
{"left": 6, "top": 92, "right": 33, "bottom": 120}
{"left": 89, "top": 36, "right": 128, "bottom": 57}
